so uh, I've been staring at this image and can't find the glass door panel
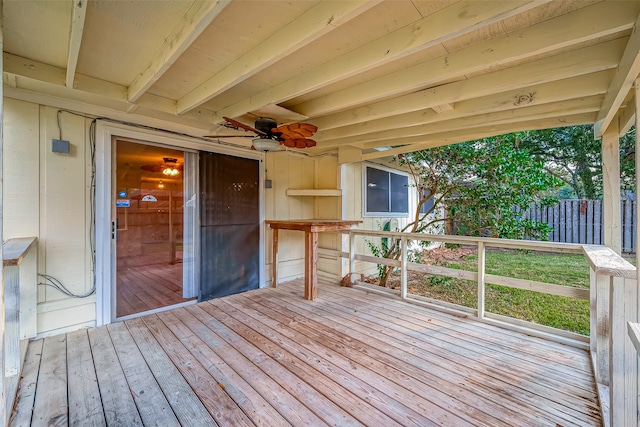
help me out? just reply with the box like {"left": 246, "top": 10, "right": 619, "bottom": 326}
{"left": 114, "top": 140, "right": 196, "bottom": 317}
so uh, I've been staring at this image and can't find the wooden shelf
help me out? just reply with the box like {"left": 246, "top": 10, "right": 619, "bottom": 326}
{"left": 286, "top": 189, "right": 342, "bottom": 197}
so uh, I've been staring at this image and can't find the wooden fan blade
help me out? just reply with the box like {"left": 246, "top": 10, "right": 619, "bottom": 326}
{"left": 273, "top": 122, "right": 318, "bottom": 139}
{"left": 223, "top": 116, "right": 266, "bottom": 135}
{"left": 283, "top": 138, "right": 316, "bottom": 149}
{"left": 140, "top": 164, "right": 163, "bottom": 172}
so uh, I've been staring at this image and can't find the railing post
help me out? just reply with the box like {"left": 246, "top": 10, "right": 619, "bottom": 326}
{"left": 477, "top": 242, "right": 486, "bottom": 318}
{"left": 400, "top": 236, "right": 407, "bottom": 299}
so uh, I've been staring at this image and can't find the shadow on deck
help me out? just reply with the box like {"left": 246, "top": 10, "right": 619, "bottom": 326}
{"left": 11, "top": 279, "right": 602, "bottom": 426}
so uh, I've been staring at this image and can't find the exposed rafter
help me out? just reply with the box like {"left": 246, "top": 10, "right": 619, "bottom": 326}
{"left": 329, "top": 96, "right": 602, "bottom": 148}
{"left": 127, "top": 0, "right": 232, "bottom": 103}
{"left": 594, "top": 12, "right": 640, "bottom": 138}
{"left": 295, "top": 2, "right": 637, "bottom": 117}
{"left": 213, "top": 0, "right": 547, "bottom": 121}
{"left": 3, "top": 53, "right": 217, "bottom": 130}
{"left": 315, "top": 71, "right": 612, "bottom": 143}
{"left": 312, "top": 39, "right": 625, "bottom": 132}
{"left": 176, "top": 0, "right": 380, "bottom": 115}
{"left": 66, "top": 0, "right": 87, "bottom": 88}
{"left": 360, "top": 113, "right": 597, "bottom": 161}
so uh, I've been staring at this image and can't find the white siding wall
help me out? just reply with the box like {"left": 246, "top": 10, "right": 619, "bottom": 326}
{"left": 4, "top": 99, "right": 95, "bottom": 336}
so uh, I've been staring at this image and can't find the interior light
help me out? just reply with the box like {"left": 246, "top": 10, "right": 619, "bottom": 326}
{"left": 252, "top": 137, "right": 281, "bottom": 152}
{"left": 158, "top": 181, "right": 165, "bottom": 189}
{"left": 162, "top": 157, "right": 180, "bottom": 176}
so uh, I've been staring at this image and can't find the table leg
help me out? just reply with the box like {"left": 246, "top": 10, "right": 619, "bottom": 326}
{"left": 272, "top": 228, "right": 279, "bottom": 288}
{"left": 304, "top": 230, "right": 318, "bottom": 300}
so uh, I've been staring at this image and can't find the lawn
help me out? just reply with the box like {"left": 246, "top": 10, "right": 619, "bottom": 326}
{"left": 380, "top": 247, "right": 592, "bottom": 335}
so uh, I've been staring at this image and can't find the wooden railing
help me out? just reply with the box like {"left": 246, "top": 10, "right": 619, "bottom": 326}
{"left": 2, "top": 237, "right": 38, "bottom": 426}
{"left": 341, "top": 230, "right": 637, "bottom": 427}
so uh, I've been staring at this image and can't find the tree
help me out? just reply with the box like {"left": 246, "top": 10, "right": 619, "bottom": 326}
{"left": 517, "top": 125, "right": 636, "bottom": 199}
{"left": 373, "top": 134, "right": 560, "bottom": 287}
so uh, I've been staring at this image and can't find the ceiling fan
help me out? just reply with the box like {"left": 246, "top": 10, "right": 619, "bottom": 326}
{"left": 140, "top": 157, "right": 183, "bottom": 176}
{"left": 206, "top": 117, "right": 318, "bottom": 151}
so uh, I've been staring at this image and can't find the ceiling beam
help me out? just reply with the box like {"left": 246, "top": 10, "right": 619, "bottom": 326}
{"left": 213, "top": 0, "right": 546, "bottom": 121}
{"left": 127, "top": 0, "right": 231, "bottom": 103}
{"left": 315, "top": 70, "right": 612, "bottom": 142}
{"left": 176, "top": 0, "right": 380, "bottom": 115}
{"left": 3, "top": 53, "right": 218, "bottom": 129}
{"left": 295, "top": 1, "right": 638, "bottom": 117}
{"left": 66, "top": 0, "right": 87, "bottom": 88}
{"left": 313, "top": 39, "right": 625, "bottom": 131}
{"left": 328, "top": 96, "right": 602, "bottom": 148}
{"left": 359, "top": 113, "right": 596, "bottom": 161}
{"left": 594, "top": 12, "right": 640, "bottom": 138}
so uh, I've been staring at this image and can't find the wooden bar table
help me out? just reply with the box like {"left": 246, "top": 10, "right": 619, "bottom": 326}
{"left": 267, "top": 220, "right": 362, "bottom": 300}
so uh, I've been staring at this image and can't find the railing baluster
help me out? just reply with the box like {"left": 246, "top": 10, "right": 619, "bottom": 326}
{"left": 477, "top": 242, "right": 486, "bottom": 319}
{"left": 400, "top": 236, "right": 407, "bottom": 299}
{"left": 349, "top": 231, "right": 355, "bottom": 277}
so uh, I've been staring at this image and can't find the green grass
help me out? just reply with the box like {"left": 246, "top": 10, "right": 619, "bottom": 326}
{"left": 409, "top": 249, "right": 591, "bottom": 335}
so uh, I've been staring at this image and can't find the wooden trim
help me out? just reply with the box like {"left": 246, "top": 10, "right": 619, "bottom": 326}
{"left": 407, "top": 262, "right": 477, "bottom": 281}
{"left": 348, "top": 229, "right": 584, "bottom": 253}
{"left": 2, "top": 237, "right": 37, "bottom": 267}
{"left": 485, "top": 274, "right": 590, "bottom": 300}
{"left": 582, "top": 245, "right": 636, "bottom": 279}
{"left": 354, "top": 253, "right": 401, "bottom": 268}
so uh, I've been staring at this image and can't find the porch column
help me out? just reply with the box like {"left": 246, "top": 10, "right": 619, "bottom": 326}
{"left": 601, "top": 117, "right": 621, "bottom": 254}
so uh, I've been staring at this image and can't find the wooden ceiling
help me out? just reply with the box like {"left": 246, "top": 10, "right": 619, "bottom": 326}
{"left": 4, "top": 0, "right": 640, "bottom": 160}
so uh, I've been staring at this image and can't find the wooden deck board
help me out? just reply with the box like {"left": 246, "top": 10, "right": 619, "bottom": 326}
{"left": 66, "top": 329, "right": 106, "bottom": 426}
{"left": 31, "top": 336, "right": 67, "bottom": 427}
{"left": 12, "top": 279, "right": 602, "bottom": 426}
{"left": 87, "top": 326, "right": 143, "bottom": 427}
{"left": 124, "top": 317, "right": 217, "bottom": 426}
{"left": 107, "top": 322, "right": 180, "bottom": 426}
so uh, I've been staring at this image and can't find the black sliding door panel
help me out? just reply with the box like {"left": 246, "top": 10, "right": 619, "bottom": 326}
{"left": 199, "top": 152, "right": 260, "bottom": 300}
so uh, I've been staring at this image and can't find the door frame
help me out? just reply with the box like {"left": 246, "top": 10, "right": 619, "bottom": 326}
{"left": 95, "top": 121, "right": 265, "bottom": 326}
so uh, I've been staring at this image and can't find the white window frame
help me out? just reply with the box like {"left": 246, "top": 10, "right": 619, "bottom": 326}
{"left": 362, "top": 163, "right": 410, "bottom": 217}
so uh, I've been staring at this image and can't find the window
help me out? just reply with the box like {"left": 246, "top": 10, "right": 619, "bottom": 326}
{"left": 364, "top": 165, "right": 408, "bottom": 215}
{"left": 420, "top": 190, "right": 435, "bottom": 215}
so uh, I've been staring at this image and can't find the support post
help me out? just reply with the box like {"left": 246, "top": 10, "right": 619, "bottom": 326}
{"left": 477, "top": 242, "right": 486, "bottom": 318}
{"left": 602, "top": 117, "right": 621, "bottom": 254}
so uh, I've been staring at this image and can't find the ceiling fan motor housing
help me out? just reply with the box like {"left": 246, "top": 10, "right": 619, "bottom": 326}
{"left": 255, "top": 117, "right": 278, "bottom": 134}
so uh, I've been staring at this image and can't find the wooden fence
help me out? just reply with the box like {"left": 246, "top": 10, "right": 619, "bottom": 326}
{"left": 520, "top": 199, "right": 636, "bottom": 253}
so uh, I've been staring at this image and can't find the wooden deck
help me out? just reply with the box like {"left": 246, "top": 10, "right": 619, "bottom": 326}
{"left": 11, "top": 280, "right": 602, "bottom": 426}
{"left": 116, "top": 261, "right": 195, "bottom": 318}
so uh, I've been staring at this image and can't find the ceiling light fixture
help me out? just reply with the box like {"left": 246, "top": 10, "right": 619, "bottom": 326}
{"left": 252, "top": 137, "right": 281, "bottom": 152}
{"left": 162, "top": 157, "right": 180, "bottom": 176}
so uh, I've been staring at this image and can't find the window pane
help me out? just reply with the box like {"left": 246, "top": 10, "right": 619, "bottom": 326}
{"left": 366, "top": 167, "right": 389, "bottom": 213}
{"left": 420, "top": 193, "right": 435, "bottom": 214}
{"left": 390, "top": 173, "right": 408, "bottom": 213}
